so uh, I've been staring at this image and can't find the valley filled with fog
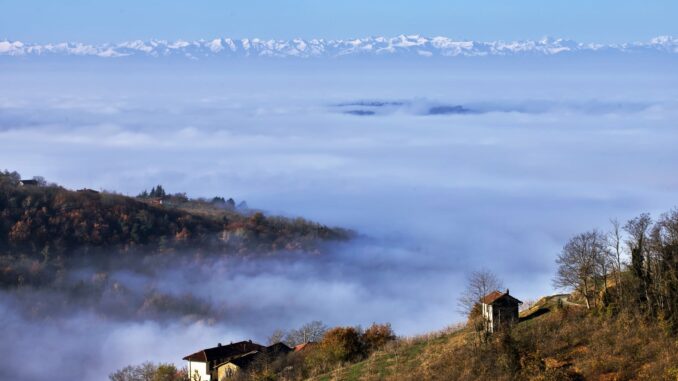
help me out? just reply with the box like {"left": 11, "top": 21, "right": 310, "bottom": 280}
{"left": 1, "top": 56, "right": 677, "bottom": 380}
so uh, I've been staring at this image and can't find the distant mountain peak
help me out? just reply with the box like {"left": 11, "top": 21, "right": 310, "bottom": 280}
{"left": 1, "top": 35, "right": 676, "bottom": 59}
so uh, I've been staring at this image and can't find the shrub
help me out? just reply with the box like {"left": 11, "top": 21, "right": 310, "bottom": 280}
{"left": 362, "top": 323, "right": 396, "bottom": 352}
{"left": 109, "top": 362, "right": 186, "bottom": 381}
{"left": 319, "top": 326, "right": 366, "bottom": 364}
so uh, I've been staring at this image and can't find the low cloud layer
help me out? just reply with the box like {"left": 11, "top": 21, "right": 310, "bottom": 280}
{"left": 333, "top": 98, "right": 655, "bottom": 117}
{"left": 1, "top": 59, "right": 677, "bottom": 380}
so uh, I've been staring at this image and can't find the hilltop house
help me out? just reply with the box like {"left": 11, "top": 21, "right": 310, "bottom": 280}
{"left": 481, "top": 289, "right": 522, "bottom": 333}
{"left": 184, "top": 341, "right": 292, "bottom": 381}
{"left": 216, "top": 342, "right": 292, "bottom": 379}
{"left": 217, "top": 351, "right": 259, "bottom": 380}
{"left": 18, "top": 179, "right": 39, "bottom": 186}
{"left": 183, "top": 341, "right": 264, "bottom": 381}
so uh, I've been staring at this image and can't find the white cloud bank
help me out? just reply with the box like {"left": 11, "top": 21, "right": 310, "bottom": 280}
{"left": 0, "top": 57, "right": 677, "bottom": 380}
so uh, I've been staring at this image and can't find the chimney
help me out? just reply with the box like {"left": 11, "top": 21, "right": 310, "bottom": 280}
{"left": 506, "top": 288, "right": 510, "bottom": 295}
{"left": 218, "top": 343, "right": 222, "bottom": 347}
{"left": 248, "top": 339, "right": 252, "bottom": 343}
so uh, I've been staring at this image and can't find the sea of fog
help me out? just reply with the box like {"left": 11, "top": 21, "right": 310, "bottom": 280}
{"left": 1, "top": 56, "right": 678, "bottom": 380}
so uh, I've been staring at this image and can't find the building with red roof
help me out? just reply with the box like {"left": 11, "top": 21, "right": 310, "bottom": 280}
{"left": 481, "top": 289, "right": 522, "bottom": 333}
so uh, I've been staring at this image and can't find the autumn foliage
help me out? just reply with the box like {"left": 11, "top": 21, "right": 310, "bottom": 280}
{"left": 0, "top": 170, "right": 350, "bottom": 288}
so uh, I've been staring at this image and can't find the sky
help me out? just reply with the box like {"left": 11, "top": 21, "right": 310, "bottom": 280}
{"left": 0, "top": 0, "right": 676, "bottom": 43}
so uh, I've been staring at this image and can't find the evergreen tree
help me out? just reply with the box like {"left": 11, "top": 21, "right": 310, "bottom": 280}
{"left": 149, "top": 185, "right": 166, "bottom": 198}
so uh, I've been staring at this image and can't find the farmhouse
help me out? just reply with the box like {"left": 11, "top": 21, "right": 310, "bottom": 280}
{"left": 481, "top": 289, "right": 522, "bottom": 333}
{"left": 216, "top": 351, "right": 259, "bottom": 380}
{"left": 184, "top": 341, "right": 292, "bottom": 381}
{"left": 183, "top": 340, "right": 264, "bottom": 381}
{"left": 216, "top": 343, "right": 292, "bottom": 379}
{"left": 18, "top": 179, "right": 39, "bottom": 186}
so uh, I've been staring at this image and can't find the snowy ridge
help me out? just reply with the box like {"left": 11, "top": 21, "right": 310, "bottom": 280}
{"left": 1, "top": 35, "right": 677, "bottom": 59}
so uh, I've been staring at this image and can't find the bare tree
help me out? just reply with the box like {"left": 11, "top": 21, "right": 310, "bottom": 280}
{"left": 109, "top": 362, "right": 181, "bottom": 381}
{"left": 607, "top": 219, "right": 625, "bottom": 302}
{"left": 32, "top": 175, "right": 47, "bottom": 186}
{"left": 285, "top": 320, "right": 327, "bottom": 346}
{"left": 595, "top": 242, "right": 612, "bottom": 296}
{"left": 109, "top": 365, "right": 137, "bottom": 381}
{"left": 268, "top": 328, "right": 286, "bottom": 345}
{"left": 650, "top": 209, "right": 678, "bottom": 326}
{"left": 458, "top": 269, "right": 503, "bottom": 317}
{"left": 0, "top": 170, "right": 21, "bottom": 186}
{"left": 551, "top": 208, "right": 678, "bottom": 331}
{"left": 553, "top": 230, "right": 607, "bottom": 309}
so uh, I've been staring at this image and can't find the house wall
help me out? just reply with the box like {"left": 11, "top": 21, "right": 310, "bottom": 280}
{"left": 217, "top": 363, "right": 240, "bottom": 380}
{"left": 491, "top": 303, "right": 519, "bottom": 332}
{"left": 482, "top": 303, "right": 494, "bottom": 332}
{"left": 187, "top": 361, "right": 211, "bottom": 381}
{"left": 482, "top": 301, "right": 519, "bottom": 333}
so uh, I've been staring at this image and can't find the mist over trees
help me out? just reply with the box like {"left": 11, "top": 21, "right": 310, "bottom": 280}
{"left": 0, "top": 169, "right": 354, "bottom": 325}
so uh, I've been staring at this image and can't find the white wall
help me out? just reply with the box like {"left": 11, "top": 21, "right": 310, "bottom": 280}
{"left": 187, "top": 361, "right": 210, "bottom": 381}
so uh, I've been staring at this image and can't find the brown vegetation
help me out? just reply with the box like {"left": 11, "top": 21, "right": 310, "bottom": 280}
{"left": 305, "top": 299, "right": 678, "bottom": 381}
{"left": 302, "top": 207, "right": 678, "bottom": 381}
{"left": 109, "top": 362, "right": 187, "bottom": 381}
{"left": 553, "top": 209, "right": 678, "bottom": 332}
{"left": 0, "top": 169, "right": 350, "bottom": 289}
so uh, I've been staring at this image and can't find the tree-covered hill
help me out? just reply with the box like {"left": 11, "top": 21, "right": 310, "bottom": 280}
{"left": 0, "top": 170, "right": 350, "bottom": 258}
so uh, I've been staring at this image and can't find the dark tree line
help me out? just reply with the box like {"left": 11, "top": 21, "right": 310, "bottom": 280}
{"left": 138, "top": 185, "right": 167, "bottom": 199}
{"left": 554, "top": 208, "right": 678, "bottom": 332}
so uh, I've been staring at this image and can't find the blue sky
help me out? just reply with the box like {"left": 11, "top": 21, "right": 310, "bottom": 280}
{"left": 0, "top": 0, "right": 676, "bottom": 43}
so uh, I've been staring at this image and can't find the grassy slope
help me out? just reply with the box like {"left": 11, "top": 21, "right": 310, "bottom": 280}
{"left": 310, "top": 326, "right": 468, "bottom": 381}
{"left": 311, "top": 295, "right": 678, "bottom": 381}
{"left": 309, "top": 296, "right": 563, "bottom": 381}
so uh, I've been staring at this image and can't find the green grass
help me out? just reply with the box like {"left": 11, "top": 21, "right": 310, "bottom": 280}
{"left": 346, "top": 362, "right": 365, "bottom": 381}
{"left": 374, "top": 353, "right": 395, "bottom": 377}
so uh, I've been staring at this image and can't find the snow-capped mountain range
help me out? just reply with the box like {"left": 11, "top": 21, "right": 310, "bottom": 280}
{"left": 1, "top": 35, "right": 677, "bottom": 59}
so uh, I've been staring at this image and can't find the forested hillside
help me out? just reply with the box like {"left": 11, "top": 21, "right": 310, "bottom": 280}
{"left": 0, "top": 169, "right": 350, "bottom": 288}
